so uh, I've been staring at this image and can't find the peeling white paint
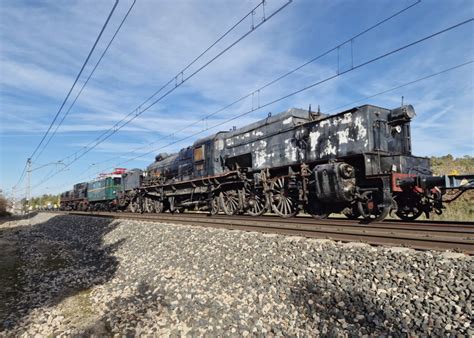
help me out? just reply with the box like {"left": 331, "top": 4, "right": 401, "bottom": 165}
{"left": 354, "top": 116, "right": 367, "bottom": 139}
{"left": 244, "top": 132, "right": 250, "bottom": 138}
{"left": 282, "top": 117, "right": 293, "bottom": 125}
{"left": 319, "top": 120, "right": 331, "bottom": 128}
{"left": 337, "top": 128, "right": 350, "bottom": 144}
{"left": 255, "top": 131, "right": 263, "bottom": 137}
{"left": 341, "top": 113, "right": 352, "bottom": 124}
{"left": 309, "top": 131, "right": 321, "bottom": 152}
{"left": 284, "top": 139, "right": 297, "bottom": 162}
{"left": 323, "top": 141, "right": 337, "bottom": 156}
{"left": 254, "top": 140, "right": 268, "bottom": 168}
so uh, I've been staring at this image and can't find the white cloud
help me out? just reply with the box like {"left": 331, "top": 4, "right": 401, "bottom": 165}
{"left": 1, "top": 0, "right": 473, "bottom": 195}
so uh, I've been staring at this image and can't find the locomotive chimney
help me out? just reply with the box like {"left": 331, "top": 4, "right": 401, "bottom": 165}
{"left": 309, "top": 104, "right": 321, "bottom": 121}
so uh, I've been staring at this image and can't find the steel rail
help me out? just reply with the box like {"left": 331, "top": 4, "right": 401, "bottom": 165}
{"left": 52, "top": 211, "right": 474, "bottom": 254}
{"left": 153, "top": 212, "right": 474, "bottom": 232}
{"left": 64, "top": 210, "right": 474, "bottom": 232}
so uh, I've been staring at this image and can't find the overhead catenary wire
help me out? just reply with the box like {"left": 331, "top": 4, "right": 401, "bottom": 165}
{"left": 44, "top": 59, "right": 474, "bottom": 194}
{"left": 31, "top": 18, "right": 474, "bottom": 191}
{"left": 34, "top": 0, "right": 137, "bottom": 161}
{"left": 12, "top": 1, "right": 120, "bottom": 190}
{"left": 29, "top": 0, "right": 119, "bottom": 163}
{"left": 325, "top": 60, "right": 474, "bottom": 113}
{"left": 12, "top": 162, "right": 28, "bottom": 190}
{"left": 29, "top": 0, "right": 292, "bottom": 186}
{"left": 27, "top": 17, "right": 474, "bottom": 192}
{"left": 36, "top": 21, "right": 474, "bottom": 194}
{"left": 114, "top": 18, "right": 474, "bottom": 165}
{"left": 57, "top": 0, "right": 292, "bottom": 166}
{"left": 90, "top": 0, "right": 422, "bottom": 168}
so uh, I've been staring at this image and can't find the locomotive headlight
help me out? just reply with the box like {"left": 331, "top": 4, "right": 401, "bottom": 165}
{"left": 388, "top": 105, "right": 416, "bottom": 125}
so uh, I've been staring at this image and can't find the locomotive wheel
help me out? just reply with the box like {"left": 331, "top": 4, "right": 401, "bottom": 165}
{"left": 129, "top": 198, "right": 142, "bottom": 213}
{"left": 144, "top": 198, "right": 155, "bottom": 213}
{"left": 245, "top": 187, "right": 267, "bottom": 216}
{"left": 396, "top": 207, "right": 423, "bottom": 221}
{"left": 129, "top": 200, "right": 138, "bottom": 213}
{"left": 305, "top": 196, "right": 329, "bottom": 219}
{"left": 394, "top": 193, "right": 423, "bottom": 221}
{"left": 169, "top": 197, "right": 184, "bottom": 214}
{"left": 154, "top": 200, "right": 164, "bottom": 214}
{"left": 220, "top": 190, "right": 240, "bottom": 215}
{"left": 357, "top": 191, "right": 390, "bottom": 222}
{"left": 209, "top": 196, "right": 220, "bottom": 216}
{"left": 343, "top": 205, "right": 360, "bottom": 220}
{"left": 270, "top": 177, "right": 298, "bottom": 218}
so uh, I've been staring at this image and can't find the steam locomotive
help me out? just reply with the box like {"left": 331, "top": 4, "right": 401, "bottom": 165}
{"left": 60, "top": 104, "right": 473, "bottom": 221}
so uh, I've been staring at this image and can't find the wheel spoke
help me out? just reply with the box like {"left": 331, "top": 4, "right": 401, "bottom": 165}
{"left": 282, "top": 198, "right": 288, "bottom": 215}
{"left": 277, "top": 197, "right": 283, "bottom": 210}
{"left": 255, "top": 200, "right": 262, "bottom": 213}
{"left": 270, "top": 177, "right": 299, "bottom": 218}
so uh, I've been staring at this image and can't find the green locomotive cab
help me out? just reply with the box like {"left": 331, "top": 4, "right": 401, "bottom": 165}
{"left": 87, "top": 175, "right": 123, "bottom": 211}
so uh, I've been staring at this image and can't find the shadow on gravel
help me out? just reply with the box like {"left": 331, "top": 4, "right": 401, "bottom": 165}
{"left": 0, "top": 214, "right": 122, "bottom": 333}
{"left": 289, "top": 277, "right": 399, "bottom": 335}
{"left": 83, "top": 281, "right": 169, "bottom": 336}
{"left": 0, "top": 212, "right": 39, "bottom": 225}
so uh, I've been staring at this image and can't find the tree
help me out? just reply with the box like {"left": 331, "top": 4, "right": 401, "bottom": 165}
{"left": 0, "top": 192, "right": 10, "bottom": 216}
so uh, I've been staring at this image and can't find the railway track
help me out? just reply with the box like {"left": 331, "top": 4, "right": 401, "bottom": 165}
{"left": 55, "top": 211, "right": 474, "bottom": 254}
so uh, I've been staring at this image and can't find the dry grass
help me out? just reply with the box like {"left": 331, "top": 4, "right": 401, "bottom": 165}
{"left": 429, "top": 155, "right": 473, "bottom": 222}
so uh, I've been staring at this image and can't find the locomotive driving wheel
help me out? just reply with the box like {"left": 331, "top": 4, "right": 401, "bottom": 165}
{"left": 209, "top": 196, "right": 220, "bottom": 216}
{"left": 129, "top": 197, "right": 142, "bottom": 213}
{"left": 357, "top": 191, "right": 390, "bottom": 222}
{"left": 270, "top": 177, "right": 298, "bottom": 218}
{"left": 154, "top": 200, "right": 164, "bottom": 214}
{"left": 220, "top": 190, "right": 240, "bottom": 215}
{"left": 144, "top": 197, "right": 155, "bottom": 213}
{"left": 245, "top": 186, "right": 267, "bottom": 216}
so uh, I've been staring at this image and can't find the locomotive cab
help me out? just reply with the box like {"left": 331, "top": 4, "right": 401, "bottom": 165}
{"left": 192, "top": 131, "right": 227, "bottom": 177}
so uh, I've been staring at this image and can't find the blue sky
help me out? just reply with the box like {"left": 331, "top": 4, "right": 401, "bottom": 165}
{"left": 1, "top": 0, "right": 473, "bottom": 198}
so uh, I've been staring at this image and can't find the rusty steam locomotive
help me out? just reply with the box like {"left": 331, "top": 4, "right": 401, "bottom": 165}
{"left": 60, "top": 103, "right": 473, "bottom": 221}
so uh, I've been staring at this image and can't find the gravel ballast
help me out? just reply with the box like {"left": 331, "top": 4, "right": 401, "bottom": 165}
{"left": 0, "top": 213, "right": 472, "bottom": 336}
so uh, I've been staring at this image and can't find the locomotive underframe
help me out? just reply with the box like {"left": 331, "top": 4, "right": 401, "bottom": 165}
{"left": 122, "top": 152, "right": 436, "bottom": 221}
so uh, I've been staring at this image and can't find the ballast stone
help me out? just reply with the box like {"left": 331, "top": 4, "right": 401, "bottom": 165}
{"left": 0, "top": 213, "right": 472, "bottom": 336}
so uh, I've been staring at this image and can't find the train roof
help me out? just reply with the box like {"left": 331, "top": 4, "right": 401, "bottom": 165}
{"left": 88, "top": 174, "right": 122, "bottom": 183}
{"left": 194, "top": 131, "right": 228, "bottom": 146}
{"left": 147, "top": 152, "right": 179, "bottom": 171}
{"left": 225, "top": 108, "right": 326, "bottom": 138}
{"left": 339, "top": 104, "right": 391, "bottom": 114}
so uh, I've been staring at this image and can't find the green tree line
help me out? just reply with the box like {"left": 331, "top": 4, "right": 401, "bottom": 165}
{"left": 21, "top": 194, "right": 60, "bottom": 210}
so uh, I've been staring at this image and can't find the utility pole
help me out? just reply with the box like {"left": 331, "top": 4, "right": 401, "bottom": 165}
{"left": 23, "top": 160, "right": 65, "bottom": 216}
{"left": 26, "top": 158, "right": 31, "bottom": 214}
{"left": 11, "top": 186, "right": 16, "bottom": 214}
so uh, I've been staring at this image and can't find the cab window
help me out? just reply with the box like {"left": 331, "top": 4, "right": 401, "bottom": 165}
{"left": 194, "top": 146, "right": 204, "bottom": 162}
